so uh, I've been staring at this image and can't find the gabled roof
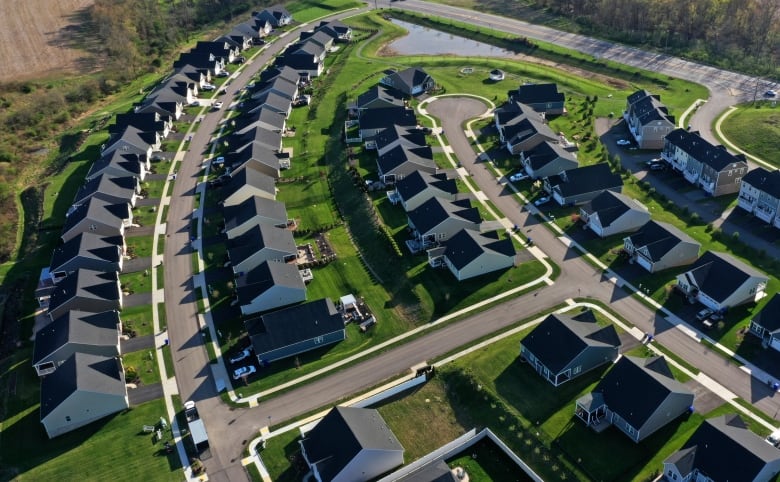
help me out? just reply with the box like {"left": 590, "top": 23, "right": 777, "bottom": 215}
{"left": 316, "top": 20, "right": 351, "bottom": 35}
{"left": 62, "top": 197, "right": 130, "bottom": 236}
{"left": 494, "top": 100, "right": 538, "bottom": 126}
{"left": 665, "top": 129, "right": 747, "bottom": 171}
{"left": 752, "top": 294, "right": 780, "bottom": 332}
{"left": 374, "top": 125, "right": 427, "bottom": 152}
{"left": 396, "top": 171, "right": 457, "bottom": 201}
{"left": 508, "top": 83, "right": 564, "bottom": 106}
{"left": 666, "top": 414, "right": 780, "bottom": 480}
{"left": 252, "top": 76, "right": 299, "bottom": 100}
{"left": 552, "top": 163, "right": 622, "bottom": 197}
{"left": 110, "top": 112, "right": 169, "bottom": 135}
{"left": 393, "top": 459, "right": 457, "bottom": 482}
{"left": 229, "top": 142, "right": 282, "bottom": 172}
{"left": 259, "top": 65, "right": 301, "bottom": 85}
{"left": 48, "top": 269, "right": 120, "bottom": 312}
{"left": 684, "top": 251, "right": 767, "bottom": 304}
{"left": 356, "top": 85, "right": 406, "bottom": 110}
{"left": 300, "top": 406, "right": 403, "bottom": 482}
{"left": 227, "top": 224, "right": 295, "bottom": 266}
{"left": 298, "top": 30, "right": 333, "bottom": 49}
{"left": 223, "top": 166, "right": 276, "bottom": 201}
{"left": 217, "top": 33, "right": 251, "bottom": 50}
{"left": 87, "top": 151, "right": 145, "bottom": 180}
{"left": 106, "top": 125, "right": 157, "bottom": 153}
{"left": 192, "top": 40, "right": 236, "bottom": 58}
{"left": 523, "top": 140, "right": 577, "bottom": 170}
{"left": 236, "top": 107, "right": 286, "bottom": 132}
{"left": 33, "top": 310, "right": 120, "bottom": 366}
{"left": 581, "top": 191, "right": 647, "bottom": 228}
{"left": 74, "top": 175, "right": 138, "bottom": 206}
{"left": 360, "top": 105, "right": 417, "bottom": 132}
{"left": 286, "top": 39, "right": 325, "bottom": 59}
{"left": 521, "top": 311, "right": 620, "bottom": 372}
{"left": 378, "top": 145, "right": 436, "bottom": 175}
{"left": 444, "top": 229, "right": 515, "bottom": 270}
{"left": 626, "top": 89, "right": 653, "bottom": 106}
{"left": 223, "top": 196, "right": 288, "bottom": 231}
{"left": 743, "top": 167, "right": 780, "bottom": 200}
{"left": 624, "top": 220, "right": 699, "bottom": 261}
{"left": 247, "top": 298, "right": 344, "bottom": 356}
{"left": 40, "top": 353, "right": 126, "bottom": 419}
{"left": 247, "top": 90, "right": 292, "bottom": 115}
{"left": 384, "top": 67, "right": 432, "bottom": 94}
{"left": 503, "top": 115, "right": 556, "bottom": 145}
{"left": 50, "top": 233, "right": 123, "bottom": 273}
{"left": 236, "top": 260, "right": 304, "bottom": 303}
{"left": 408, "top": 198, "right": 481, "bottom": 235}
{"left": 230, "top": 126, "right": 282, "bottom": 152}
{"left": 593, "top": 355, "right": 691, "bottom": 429}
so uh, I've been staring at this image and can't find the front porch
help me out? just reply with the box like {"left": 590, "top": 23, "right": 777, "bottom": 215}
{"left": 575, "top": 393, "right": 611, "bottom": 433}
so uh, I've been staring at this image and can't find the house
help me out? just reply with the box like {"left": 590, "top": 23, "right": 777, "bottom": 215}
{"left": 259, "top": 65, "right": 302, "bottom": 86}
{"left": 227, "top": 143, "right": 283, "bottom": 180}
{"left": 246, "top": 298, "right": 345, "bottom": 363}
{"left": 230, "top": 18, "right": 271, "bottom": 44}
{"left": 407, "top": 198, "right": 481, "bottom": 248}
{"left": 434, "top": 229, "right": 516, "bottom": 281}
{"left": 737, "top": 167, "right": 780, "bottom": 227}
{"left": 501, "top": 115, "right": 559, "bottom": 155}
{"left": 494, "top": 100, "right": 542, "bottom": 130}
{"left": 623, "top": 90, "right": 676, "bottom": 149}
{"left": 298, "top": 30, "right": 335, "bottom": 53}
{"left": 623, "top": 220, "right": 700, "bottom": 273}
{"left": 379, "top": 67, "right": 435, "bottom": 97}
{"left": 47, "top": 269, "right": 122, "bottom": 321}
{"left": 580, "top": 191, "right": 650, "bottom": 238}
{"left": 217, "top": 33, "right": 253, "bottom": 51}
{"left": 254, "top": 5, "right": 293, "bottom": 28}
{"left": 223, "top": 196, "right": 288, "bottom": 239}
{"left": 543, "top": 163, "right": 623, "bottom": 206}
{"left": 73, "top": 174, "right": 141, "bottom": 208}
{"left": 315, "top": 20, "right": 352, "bottom": 42}
{"left": 507, "top": 83, "right": 565, "bottom": 115}
{"left": 359, "top": 105, "right": 417, "bottom": 144}
{"left": 663, "top": 414, "right": 780, "bottom": 482}
{"left": 520, "top": 140, "right": 578, "bottom": 179}
{"left": 135, "top": 83, "right": 185, "bottom": 120}
{"left": 352, "top": 85, "right": 405, "bottom": 116}
{"left": 236, "top": 260, "right": 306, "bottom": 316}
{"left": 102, "top": 125, "right": 161, "bottom": 161}
{"left": 247, "top": 90, "right": 293, "bottom": 117}
{"left": 192, "top": 40, "right": 240, "bottom": 64}
{"left": 662, "top": 129, "right": 748, "bottom": 196}
{"left": 227, "top": 224, "right": 297, "bottom": 275}
{"left": 49, "top": 233, "right": 125, "bottom": 281}
{"left": 174, "top": 64, "right": 211, "bottom": 89}
{"left": 251, "top": 75, "right": 299, "bottom": 101}
{"left": 40, "top": 352, "right": 127, "bottom": 438}
{"left": 278, "top": 41, "right": 325, "bottom": 78}
{"left": 61, "top": 197, "right": 132, "bottom": 243}
{"left": 377, "top": 145, "right": 437, "bottom": 183}
{"left": 675, "top": 251, "right": 768, "bottom": 311}
{"left": 109, "top": 111, "right": 173, "bottom": 139}
{"left": 749, "top": 294, "right": 780, "bottom": 352}
{"left": 86, "top": 150, "right": 149, "bottom": 182}
{"left": 374, "top": 125, "right": 427, "bottom": 157}
{"left": 222, "top": 167, "right": 276, "bottom": 207}
{"left": 32, "top": 310, "right": 121, "bottom": 376}
{"left": 520, "top": 311, "right": 621, "bottom": 386}
{"left": 236, "top": 107, "right": 287, "bottom": 134}
{"left": 300, "top": 406, "right": 404, "bottom": 482}
{"left": 575, "top": 356, "right": 694, "bottom": 443}
{"left": 394, "top": 171, "right": 459, "bottom": 212}
{"left": 173, "top": 52, "right": 225, "bottom": 77}
{"left": 229, "top": 125, "right": 283, "bottom": 153}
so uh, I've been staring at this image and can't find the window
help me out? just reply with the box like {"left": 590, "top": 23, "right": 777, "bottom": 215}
{"left": 66, "top": 416, "right": 71, "bottom": 422}
{"left": 573, "top": 366, "right": 582, "bottom": 375}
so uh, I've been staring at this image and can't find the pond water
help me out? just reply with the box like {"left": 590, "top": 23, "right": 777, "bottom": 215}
{"left": 387, "top": 19, "right": 515, "bottom": 57}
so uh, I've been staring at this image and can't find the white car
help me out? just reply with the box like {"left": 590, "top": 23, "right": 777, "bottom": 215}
{"left": 616, "top": 139, "right": 631, "bottom": 146}
{"left": 217, "top": 71, "right": 230, "bottom": 78}
{"left": 229, "top": 348, "right": 251, "bottom": 364}
{"left": 534, "top": 196, "right": 551, "bottom": 206}
{"left": 201, "top": 84, "right": 216, "bottom": 91}
{"left": 213, "top": 101, "right": 223, "bottom": 109}
{"left": 509, "top": 172, "right": 528, "bottom": 182}
{"left": 233, "top": 365, "right": 256, "bottom": 380}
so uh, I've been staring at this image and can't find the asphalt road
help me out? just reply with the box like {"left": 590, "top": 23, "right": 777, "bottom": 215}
{"left": 162, "top": 4, "right": 780, "bottom": 480}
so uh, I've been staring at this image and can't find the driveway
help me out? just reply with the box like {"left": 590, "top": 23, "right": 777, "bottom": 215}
{"left": 128, "top": 382, "right": 164, "bottom": 405}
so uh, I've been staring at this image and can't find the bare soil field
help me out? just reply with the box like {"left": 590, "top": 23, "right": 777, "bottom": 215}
{"left": 0, "top": 0, "right": 95, "bottom": 82}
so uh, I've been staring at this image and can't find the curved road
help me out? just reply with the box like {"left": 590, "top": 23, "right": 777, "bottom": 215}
{"left": 162, "top": 4, "right": 780, "bottom": 480}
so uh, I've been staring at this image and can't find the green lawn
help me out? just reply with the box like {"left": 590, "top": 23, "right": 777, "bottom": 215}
{"left": 120, "top": 269, "right": 154, "bottom": 294}
{"left": 122, "top": 349, "right": 162, "bottom": 386}
{"left": 120, "top": 304, "right": 155, "bottom": 337}
{"left": 286, "top": 0, "right": 363, "bottom": 23}
{"left": 718, "top": 103, "right": 780, "bottom": 167}
{"left": 127, "top": 235, "right": 154, "bottom": 259}
{"left": 142, "top": 179, "right": 168, "bottom": 200}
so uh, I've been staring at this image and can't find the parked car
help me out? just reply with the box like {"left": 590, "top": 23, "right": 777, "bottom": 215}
{"left": 649, "top": 162, "right": 667, "bottom": 171}
{"left": 233, "top": 365, "right": 256, "bottom": 380}
{"left": 696, "top": 308, "right": 714, "bottom": 321}
{"left": 229, "top": 348, "right": 251, "bottom": 364}
{"left": 190, "top": 100, "right": 200, "bottom": 107}
{"left": 213, "top": 101, "right": 223, "bottom": 109}
{"left": 766, "top": 429, "right": 780, "bottom": 447}
{"left": 765, "top": 90, "right": 777, "bottom": 98}
{"left": 217, "top": 71, "right": 230, "bottom": 78}
{"left": 201, "top": 84, "right": 216, "bottom": 91}
{"left": 534, "top": 195, "right": 551, "bottom": 207}
{"left": 509, "top": 172, "right": 529, "bottom": 182}
{"left": 616, "top": 139, "right": 631, "bottom": 146}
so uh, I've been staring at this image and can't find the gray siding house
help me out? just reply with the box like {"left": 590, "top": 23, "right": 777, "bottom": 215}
{"left": 236, "top": 261, "right": 306, "bottom": 316}
{"left": 521, "top": 140, "right": 578, "bottom": 180}
{"left": 49, "top": 233, "right": 125, "bottom": 281}
{"left": 543, "top": 163, "right": 623, "bottom": 206}
{"left": 407, "top": 198, "right": 482, "bottom": 249}
{"left": 61, "top": 197, "right": 132, "bottom": 243}
{"left": 434, "top": 229, "right": 515, "bottom": 281}
{"left": 227, "top": 224, "right": 297, "bottom": 275}
{"left": 223, "top": 196, "right": 288, "bottom": 239}
{"left": 623, "top": 90, "right": 676, "bottom": 149}
{"left": 247, "top": 298, "right": 345, "bottom": 363}
{"left": 300, "top": 406, "right": 404, "bottom": 482}
{"left": 394, "top": 171, "right": 459, "bottom": 212}
{"left": 222, "top": 167, "right": 277, "bottom": 207}
{"left": 47, "top": 269, "right": 122, "bottom": 321}
{"left": 575, "top": 356, "right": 694, "bottom": 443}
{"left": 748, "top": 294, "right": 780, "bottom": 352}
{"left": 520, "top": 311, "right": 621, "bottom": 386}
{"left": 379, "top": 67, "right": 434, "bottom": 97}
{"left": 40, "top": 353, "right": 128, "bottom": 439}
{"left": 623, "top": 221, "right": 700, "bottom": 273}
{"left": 580, "top": 191, "right": 650, "bottom": 238}
{"left": 507, "top": 83, "right": 565, "bottom": 115}
{"left": 737, "top": 167, "right": 780, "bottom": 228}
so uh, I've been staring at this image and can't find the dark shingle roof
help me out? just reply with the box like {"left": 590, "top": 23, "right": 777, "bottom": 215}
{"left": 356, "top": 86, "right": 405, "bottom": 110}
{"left": 231, "top": 126, "right": 282, "bottom": 152}
{"left": 252, "top": 76, "right": 298, "bottom": 100}
{"left": 743, "top": 167, "right": 780, "bottom": 200}
{"left": 229, "top": 142, "right": 282, "bottom": 173}
{"left": 684, "top": 251, "right": 767, "bottom": 304}
{"left": 624, "top": 220, "right": 698, "bottom": 262}
{"left": 508, "top": 83, "right": 564, "bottom": 106}
{"left": 752, "top": 294, "right": 780, "bottom": 333}
{"left": 667, "top": 414, "right": 780, "bottom": 481}
{"left": 523, "top": 140, "right": 577, "bottom": 170}
{"left": 48, "top": 269, "right": 120, "bottom": 313}
{"left": 377, "top": 145, "right": 436, "bottom": 175}
{"left": 521, "top": 312, "right": 620, "bottom": 372}
{"left": 665, "top": 129, "right": 747, "bottom": 171}
{"left": 444, "top": 229, "right": 515, "bottom": 270}
{"left": 247, "top": 298, "right": 343, "bottom": 356}
{"left": 374, "top": 125, "right": 427, "bottom": 152}
{"left": 227, "top": 224, "right": 296, "bottom": 265}
{"left": 259, "top": 65, "right": 300, "bottom": 85}
{"left": 247, "top": 90, "right": 292, "bottom": 115}
{"left": 360, "top": 105, "right": 417, "bottom": 132}
{"left": 235, "top": 261, "right": 304, "bottom": 303}
{"left": 223, "top": 165, "right": 276, "bottom": 201}
{"left": 87, "top": 151, "right": 144, "bottom": 181}
{"left": 300, "top": 406, "right": 403, "bottom": 482}
{"left": 33, "top": 310, "right": 120, "bottom": 365}
{"left": 393, "top": 459, "right": 456, "bottom": 482}
{"left": 50, "top": 233, "right": 123, "bottom": 274}
{"left": 40, "top": 353, "right": 125, "bottom": 419}
{"left": 384, "top": 67, "right": 431, "bottom": 95}
{"left": 553, "top": 163, "right": 623, "bottom": 198}
{"left": 74, "top": 175, "right": 138, "bottom": 206}
{"left": 593, "top": 356, "right": 691, "bottom": 429}
{"left": 62, "top": 198, "right": 130, "bottom": 239}
{"left": 395, "top": 171, "right": 457, "bottom": 202}
{"left": 503, "top": 116, "right": 556, "bottom": 145}
{"left": 407, "top": 198, "right": 481, "bottom": 235}
{"left": 581, "top": 191, "right": 645, "bottom": 228}
{"left": 223, "top": 196, "right": 287, "bottom": 231}
{"left": 626, "top": 89, "right": 653, "bottom": 105}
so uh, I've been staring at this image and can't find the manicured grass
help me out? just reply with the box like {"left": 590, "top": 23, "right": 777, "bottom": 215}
{"left": 127, "top": 235, "right": 154, "bottom": 259}
{"left": 446, "top": 439, "right": 534, "bottom": 481}
{"left": 122, "top": 349, "right": 162, "bottom": 386}
{"left": 120, "top": 269, "right": 154, "bottom": 294}
{"left": 161, "top": 344, "right": 174, "bottom": 380}
{"left": 134, "top": 204, "right": 161, "bottom": 227}
{"left": 157, "top": 303, "right": 167, "bottom": 331}
{"left": 142, "top": 178, "right": 167, "bottom": 200}
{"left": 718, "top": 103, "right": 780, "bottom": 167}
{"left": 121, "top": 304, "right": 155, "bottom": 337}
{"left": 258, "top": 429, "right": 305, "bottom": 482}
{"left": 286, "top": 0, "right": 363, "bottom": 23}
